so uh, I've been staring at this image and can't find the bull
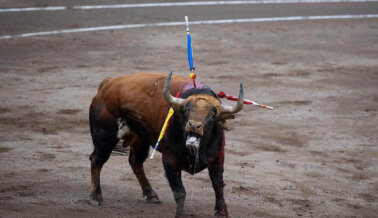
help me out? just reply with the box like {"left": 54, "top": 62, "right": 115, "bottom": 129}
{"left": 89, "top": 72, "right": 244, "bottom": 217}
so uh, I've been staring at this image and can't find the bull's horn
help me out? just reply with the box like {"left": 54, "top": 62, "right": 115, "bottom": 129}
{"left": 163, "top": 71, "right": 186, "bottom": 108}
{"left": 220, "top": 82, "right": 244, "bottom": 114}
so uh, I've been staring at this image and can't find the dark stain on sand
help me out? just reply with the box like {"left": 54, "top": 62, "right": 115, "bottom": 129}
{"left": 0, "top": 147, "right": 13, "bottom": 153}
{"left": 57, "top": 109, "right": 82, "bottom": 115}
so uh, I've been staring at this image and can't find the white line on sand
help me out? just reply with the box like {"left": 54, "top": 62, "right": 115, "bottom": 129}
{"left": 73, "top": 0, "right": 378, "bottom": 10}
{"left": 1, "top": 14, "right": 378, "bottom": 40}
{"left": 1, "top": 0, "right": 377, "bottom": 12}
{"left": 0, "top": 6, "right": 65, "bottom": 12}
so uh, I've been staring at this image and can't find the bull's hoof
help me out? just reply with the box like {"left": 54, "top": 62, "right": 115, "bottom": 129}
{"left": 89, "top": 198, "right": 102, "bottom": 207}
{"left": 214, "top": 209, "right": 228, "bottom": 217}
{"left": 144, "top": 193, "right": 161, "bottom": 204}
{"left": 147, "top": 196, "right": 161, "bottom": 204}
{"left": 89, "top": 193, "right": 103, "bottom": 206}
{"left": 175, "top": 209, "right": 184, "bottom": 218}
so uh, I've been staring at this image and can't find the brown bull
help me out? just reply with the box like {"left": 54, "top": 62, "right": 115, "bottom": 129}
{"left": 89, "top": 72, "right": 243, "bottom": 217}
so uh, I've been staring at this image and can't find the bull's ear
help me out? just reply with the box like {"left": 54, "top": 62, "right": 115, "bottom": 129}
{"left": 171, "top": 104, "right": 184, "bottom": 113}
{"left": 218, "top": 114, "right": 234, "bottom": 130}
{"left": 221, "top": 114, "right": 235, "bottom": 120}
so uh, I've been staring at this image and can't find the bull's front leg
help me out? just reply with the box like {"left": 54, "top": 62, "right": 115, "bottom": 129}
{"left": 208, "top": 156, "right": 228, "bottom": 217}
{"left": 163, "top": 160, "right": 186, "bottom": 218}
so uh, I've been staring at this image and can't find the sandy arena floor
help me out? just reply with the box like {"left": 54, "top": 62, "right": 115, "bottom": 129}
{"left": 0, "top": 2, "right": 377, "bottom": 217}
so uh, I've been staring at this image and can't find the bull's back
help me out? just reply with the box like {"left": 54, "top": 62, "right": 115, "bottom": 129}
{"left": 92, "top": 73, "right": 191, "bottom": 136}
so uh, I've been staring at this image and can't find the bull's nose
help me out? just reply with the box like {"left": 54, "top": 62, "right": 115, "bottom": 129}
{"left": 188, "top": 120, "right": 202, "bottom": 129}
{"left": 187, "top": 120, "right": 203, "bottom": 133}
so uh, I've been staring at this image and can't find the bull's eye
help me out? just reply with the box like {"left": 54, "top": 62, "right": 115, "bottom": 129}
{"left": 208, "top": 108, "right": 217, "bottom": 120}
{"left": 184, "top": 102, "right": 192, "bottom": 117}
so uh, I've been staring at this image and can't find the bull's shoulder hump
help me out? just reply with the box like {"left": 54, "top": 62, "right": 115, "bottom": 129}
{"left": 97, "top": 77, "right": 112, "bottom": 91}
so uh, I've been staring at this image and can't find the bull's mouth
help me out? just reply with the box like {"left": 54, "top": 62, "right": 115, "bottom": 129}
{"left": 186, "top": 132, "right": 201, "bottom": 149}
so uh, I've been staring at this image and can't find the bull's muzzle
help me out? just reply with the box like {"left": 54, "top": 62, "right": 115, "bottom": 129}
{"left": 185, "top": 120, "right": 203, "bottom": 149}
{"left": 186, "top": 120, "right": 203, "bottom": 135}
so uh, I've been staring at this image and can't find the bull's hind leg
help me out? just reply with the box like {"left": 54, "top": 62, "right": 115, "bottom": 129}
{"left": 89, "top": 150, "right": 103, "bottom": 205}
{"left": 89, "top": 113, "right": 119, "bottom": 206}
{"left": 127, "top": 137, "right": 160, "bottom": 203}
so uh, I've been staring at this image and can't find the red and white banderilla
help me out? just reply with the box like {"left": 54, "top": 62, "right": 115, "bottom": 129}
{"left": 217, "top": 91, "right": 274, "bottom": 110}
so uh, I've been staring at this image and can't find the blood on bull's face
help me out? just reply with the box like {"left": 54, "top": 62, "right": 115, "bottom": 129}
{"left": 163, "top": 71, "right": 244, "bottom": 150}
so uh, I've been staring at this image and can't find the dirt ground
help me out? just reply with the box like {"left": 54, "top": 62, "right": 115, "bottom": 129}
{"left": 0, "top": 10, "right": 377, "bottom": 218}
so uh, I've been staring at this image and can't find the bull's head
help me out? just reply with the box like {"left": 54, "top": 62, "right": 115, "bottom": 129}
{"left": 163, "top": 71, "right": 244, "bottom": 150}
